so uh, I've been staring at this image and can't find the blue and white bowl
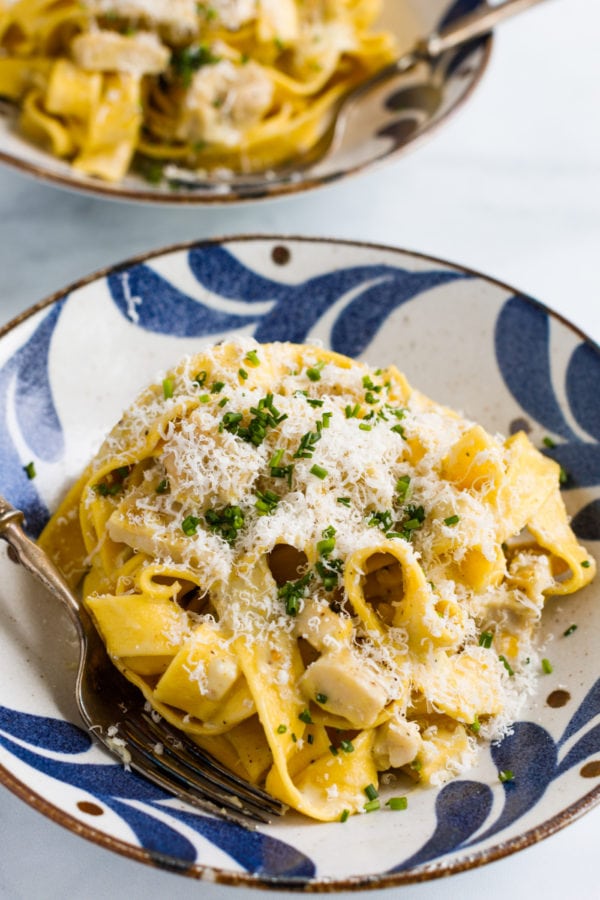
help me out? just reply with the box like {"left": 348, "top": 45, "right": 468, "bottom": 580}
{"left": 0, "top": 235, "right": 599, "bottom": 889}
{"left": 0, "top": 1, "right": 490, "bottom": 204}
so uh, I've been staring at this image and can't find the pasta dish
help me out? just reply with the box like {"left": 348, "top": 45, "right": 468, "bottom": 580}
{"left": 40, "top": 340, "right": 595, "bottom": 821}
{"left": 0, "top": 0, "right": 396, "bottom": 182}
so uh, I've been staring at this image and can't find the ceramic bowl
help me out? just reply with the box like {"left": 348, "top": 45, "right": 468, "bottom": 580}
{"left": 0, "top": 0, "right": 490, "bottom": 204}
{"left": 1, "top": 235, "right": 599, "bottom": 889}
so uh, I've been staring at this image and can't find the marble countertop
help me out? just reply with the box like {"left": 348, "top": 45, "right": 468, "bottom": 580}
{"left": 1, "top": 0, "right": 599, "bottom": 897}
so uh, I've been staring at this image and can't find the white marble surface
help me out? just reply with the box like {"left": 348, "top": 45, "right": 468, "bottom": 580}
{"left": 1, "top": 0, "right": 599, "bottom": 897}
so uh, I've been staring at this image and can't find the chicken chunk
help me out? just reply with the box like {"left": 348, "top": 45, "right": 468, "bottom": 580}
{"left": 87, "top": 0, "right": 198, "bottom": 43}
{"left": 300, "top": 647, "right": 388, "bottom": 727}
{"left": 72, "top": 31, "right": 170, "bottom": 76}
{"left": 177, "top": 59, "right": 273, "bottom": 146}
{"left": 373, "top": 718, "right": 421, "bottom": 769}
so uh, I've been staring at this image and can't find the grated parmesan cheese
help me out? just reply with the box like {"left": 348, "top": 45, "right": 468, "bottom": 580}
{"left": 52, "top": 338, "right": 595, "bottom": 821}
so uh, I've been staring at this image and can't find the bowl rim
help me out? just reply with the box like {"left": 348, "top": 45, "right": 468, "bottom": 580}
{"left": 0, "top": 32, "right": 492, "bottom": 206}
{"left": 1, "top": 233, "right": 599, "bottom": 891}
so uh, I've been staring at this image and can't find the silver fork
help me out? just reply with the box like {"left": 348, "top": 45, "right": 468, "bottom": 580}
{"left": 0, "top": 493, "right": 286, "bottom": 828}
{"left": 165, "top": 0, "right": 550, "bottom": 195}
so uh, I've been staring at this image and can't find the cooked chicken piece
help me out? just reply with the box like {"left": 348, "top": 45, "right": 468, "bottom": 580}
{"left": 258, "top": 0, "right": 299, "bottom": 43}
{"left": 87, "top": 0, "right": 198, "bottom": 44}
{"left": 300, "top": 647, "right": 388, "bottom": 728}
{"left": 295, "top": 599, "right": 352, "bottom": 653}
{"left": 205, "top": 0, "right": 258, "bottom": 30}
{"left": 178, "top": 59, "right": 273, "bottom": 146}
{"left": 72, "top": 31, "right": 170, "bottom": 76}
{"left": 373, "top": 718, "right": 421, "bottom": 769}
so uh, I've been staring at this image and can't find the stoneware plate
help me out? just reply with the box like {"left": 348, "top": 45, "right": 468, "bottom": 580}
{"left": 0, "top": 0, "right": 490, "bottom": 204}
{"left": 0, "top": 236, "right": 599, "bottom": 890}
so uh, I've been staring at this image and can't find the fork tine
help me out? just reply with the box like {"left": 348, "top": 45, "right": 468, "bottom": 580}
{"left": 138, "top": 712, "right": 286, "bottom": 817}
{"left": 0, "top": 502, "right": 286, "bottom": 828}
{"left": 113, "top": 718, "right": 271, "bottom": 828}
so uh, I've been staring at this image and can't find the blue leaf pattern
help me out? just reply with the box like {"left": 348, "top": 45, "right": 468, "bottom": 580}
{"left": 0, "top": 301, "right": 65, "bottom": 536}
{"left": 571, "top": 500, "right": 600, "bottom": 541}
{"left": 108, "top": 247, "right": 469, "bottom": 355}
{"left": 495, "top": 297, "right": 576, "bottom": 439}
{"left": 0, "top": 704, "right": 315, "bottom": 878}
{"left": 107, "top": 264, "right": 258, "bottom": 336}
{"left": 388, "top": 781, "right": 493, "bottom": 873}
{"left": 558, "top": 678, "right": 600, "bottom": 747}
{"left": 566, "top": 342, "right": 600, "bottom": 442}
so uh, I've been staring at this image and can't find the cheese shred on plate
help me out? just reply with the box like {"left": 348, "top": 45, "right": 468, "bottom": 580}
{"left": 40, "top": 340, "right": 596, "bottom": 821}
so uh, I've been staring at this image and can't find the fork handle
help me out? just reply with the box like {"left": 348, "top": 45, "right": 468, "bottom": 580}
{"left": 424, "top": 0, "right": 550, "bottom": 57}
{"left": 0, "top": 500, "right": 82, "bottom": 623}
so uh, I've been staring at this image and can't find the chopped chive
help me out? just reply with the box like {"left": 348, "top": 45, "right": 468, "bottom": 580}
{"left": 329, "top": 744, "right": 339, "bottom": 756}
{"left": 245, "top": 350, "right": 260, "bottom": 367}
{"left": 559, "top": 466, "right": 568, "bottom": 484}
{"left": 156, "top": 478, "right": 170, "bottom": 494}
{"left": 194, "top": 371, "right": 207, "bottom": 387}
{"left": 390, "top": 423, "right": 405, "bottom": 436}
{"left": 205, "top": 504, "right": 245, "bottom": 544}
{"left": 238, "top": 368, "right": 248, "bottom": 380}
{"left": 359, "top": 423, "right": 372, "bottom": 431}
{"left": 306, "top": 361, "right": 325, "bottom": 381}
{"left": 277, "top": 724, "right": 287, "bottom": 734}
{"left": 499, "top": 769, "right": 515, "bottom": 783}
{"left": 362, "top": 375, "right": 382, "bottom": 393}
{"left": 470, "top": 714, "right": 481, "bottom": 734}
{"left": 271, "top": 464, "right": 294, "bottom": 485}
{"left": 199, "top": 394, "right": 210, "bottom": 403}
{"left": 269, "top": 448, "right": 284, "bottom": 468}
{"left": 337, "top": 497, "right": 351, "bottom": 506}
{"left": 479, "top": 631, "right": 493, "bottom": 649}
{"left": 345, "top": 403, "right": 360, "bottom": 419}
{"left": 396, "top": 475, "right": 411, "bottom": 501}
{"left": 317, "top": 536, "right": 336, "bottom": 556}
{"left": 542, "top": 436, "right": 556, "bottom": 448}
{"left": 218, "top": 397, "right": 228, "bottom": 407}
{"left": 369, "top": 510, "right": 394, "bottom": 532}
{"left": 294, "top": 429, "right": 321, "bottom": 459}
{"left": 255, "top": 489, "right": 280, "bottom": 516}
{"left": 316, "top": 692, "right": 328, "bottom": 704}
{"left": 162, "top": 377, "right": 174, "bottom": 399}
{"left": 299, "top": 709, "right": 313, "bottom": 724}
{"left": 364, "top": 784, "right": 378, "bottom": 801}
{"left": 541, "top": 658, "right": 553, "bottom": 674}
{"left": 307, "top": 733, "right": 314, "bottom": 745}
{"left": 386, "top": 797, "right": 408, "bottom": 811}
{"left": 23, "top": 461, "right": 36, "bottom": 479}
{"left": 499, "top": 655, "right": 514, "bottom": 676}
{"left": 340, "top": 739, "right": 354, "bottom": 753}
{"left": 582, "top": 560, "right": 591, "bottom": 568}
{"left": 563, "top": 624, "right": 578, "bottom": 636}
{"left": 306, "top": 397, "right": 324, "bottom": 408}
{"left": 291, "top": 732, "right": 297, "bottom": 743}
{"left": 444, "top": 515, "right": 460, "bottom": 526}
{"left": 310, "top": 464, "right": 328, "bottom": 480}
{"left": 182, "top": 514, "right": 200, "bottom": 536}
{"left": 278, "top": 572, "right": 312, "bottom": 616}
{"left": 211, "top": 381, "right": 225, "bottom": 393}
{"left": 340, "top": 809, "right": 350, "bottom": 823}
{"left": 364, "top": 799, "right": 380, "bottom": 813}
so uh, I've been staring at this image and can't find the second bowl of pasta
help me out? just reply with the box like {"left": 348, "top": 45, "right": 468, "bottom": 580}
{"left": 0, "top": 0, "right": 491, "bottom": 202}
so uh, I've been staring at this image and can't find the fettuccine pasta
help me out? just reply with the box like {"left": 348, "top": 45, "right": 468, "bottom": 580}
{"left": 40, "top": 341, "right": 595, "bottom": 821}
{"left": 0, "top": 0, "right": 396, "bottom": 182}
